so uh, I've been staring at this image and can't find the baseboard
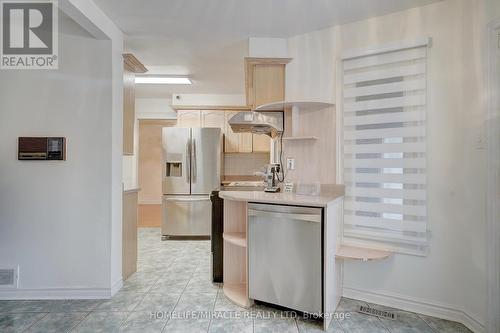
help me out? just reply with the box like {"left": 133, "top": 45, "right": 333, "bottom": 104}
{"left": 110, "top": 278, "right": 123, "bottom": 296}
{"left": 343, "top": 286, "right": 485, "bottom": 333}
{"left": 0, "top": 278, "right": 123, "bottom": 301}
{"left": 138, "top": 200, "right": 162, "bottom": 205}
{"left": 0, "top": 287, "right": 113, "bottom": 300}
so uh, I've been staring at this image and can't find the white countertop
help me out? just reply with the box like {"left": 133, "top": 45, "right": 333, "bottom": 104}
{"left": 219, "top": 185, "right": 344, "bottom": 207}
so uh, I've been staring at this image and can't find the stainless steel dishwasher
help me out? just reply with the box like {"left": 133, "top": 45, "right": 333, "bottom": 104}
{"left": 248, "top": 203, "right": 322, "bottom": 314}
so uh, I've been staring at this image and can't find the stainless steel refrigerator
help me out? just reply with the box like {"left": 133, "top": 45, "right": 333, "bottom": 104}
{"left": 161, "top": 127, "right": 222, "bottom": 239}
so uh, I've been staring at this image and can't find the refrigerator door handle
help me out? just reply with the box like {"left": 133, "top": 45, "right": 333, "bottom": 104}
{"left": 185, "top": 138, "right": 191, "bottom": 184}
{"left": 191, "top": 137, "right": 197, "bottom": 183}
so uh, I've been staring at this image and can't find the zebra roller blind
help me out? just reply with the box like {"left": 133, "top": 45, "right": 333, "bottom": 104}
{"left": 342, "top": 40, "right": 429, "bottom": 255}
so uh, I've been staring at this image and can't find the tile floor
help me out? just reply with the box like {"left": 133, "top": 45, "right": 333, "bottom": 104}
{"left": 0, "top": 228, "right": 472, "bottom": 333}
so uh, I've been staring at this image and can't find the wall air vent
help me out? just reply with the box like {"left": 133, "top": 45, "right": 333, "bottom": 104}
{"left": 359, "top": 305, "right": 397, "bottom": 320}
{"left": 0, "top": 268, "right": 18, "bottom": 288}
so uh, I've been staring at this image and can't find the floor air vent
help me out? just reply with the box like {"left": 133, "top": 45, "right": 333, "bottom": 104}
{"left": 0, "top": 268, "right": 17, "bottom": 288}
{"left": 359, "top": 305, "right": 397, "bottom": 320}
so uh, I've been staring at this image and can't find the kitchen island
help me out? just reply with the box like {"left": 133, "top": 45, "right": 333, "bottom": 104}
{"left": 219, "top": 185, "right": 344, "bottom": 331}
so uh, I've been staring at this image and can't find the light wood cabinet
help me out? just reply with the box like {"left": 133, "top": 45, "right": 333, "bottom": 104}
{"left": 253, "top": 64, "right": 285, "bottom": 107}
{"left": 177, "top": 110, "right": 201, "bottom": 128}
{"left": 244, "top": 58, "right": 288, "bottom": 153}
{"left": 225, "top": 112, "right": 252, "bottom": 153}
{"left": 202, "top": 110, "right": 226, "bottom": 130}
{"left": 252, "top": 134, "right": 271, "bottom": 153}
{"left": 245, "top": 57, "right": 290, "bottom": 108}
{"left": 240, "top": 133, "right": 253, "bottom": 153}
{"left": 178, "top": 110, "right": 226, "bottom": 129}
{"left": 177, "top": 109, "right": 265, "bottom": 153}
{"left": 224, "top": 111, "right": 240, "bottom": 153}
{"left": 222, "top": 200, "right": 251, "bottom": 308}
{"left": 123, "top": 69, "right": 135, "bottom": 155}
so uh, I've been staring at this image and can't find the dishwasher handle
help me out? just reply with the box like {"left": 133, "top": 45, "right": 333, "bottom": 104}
{"left": 248, "top": 209, "right": 321, "bottom": 223}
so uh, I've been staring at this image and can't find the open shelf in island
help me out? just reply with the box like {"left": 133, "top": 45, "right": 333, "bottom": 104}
{"left": 222, "top": 200, "right": 252, "bottom": 308}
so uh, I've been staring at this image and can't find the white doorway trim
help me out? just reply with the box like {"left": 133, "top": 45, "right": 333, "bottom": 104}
{"left": 487, "top": 18, "right": 500, "bottom": 333}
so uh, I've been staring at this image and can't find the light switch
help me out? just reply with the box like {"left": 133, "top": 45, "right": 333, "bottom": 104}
{"left": 287, "top": 158, "right": 295, "bottom": 170}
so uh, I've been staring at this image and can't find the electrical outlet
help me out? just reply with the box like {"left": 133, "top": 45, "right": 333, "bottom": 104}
{"left": 286, "top": 158, "right": 295, "bottom": 170}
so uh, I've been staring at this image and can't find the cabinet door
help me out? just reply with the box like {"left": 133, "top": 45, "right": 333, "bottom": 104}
{"left": 240, "top": 132, "right": 253, "bottom": 153}
{"left": 253, "top": 64, "right": 285, "bottom": 107}
{"left": 224, "top": 112, "right": 240, "bottom": 153}
{"left": 177, "top": 110, "right": 201, "bottom": 128}
{"left": 252, "top": 134, "right": 271, "bottom": 153}
{"left": 201, "top": 110, "right": 226, "bottom": 131}
{"left": 123, "top": 69, "right": 135, "bottom": 155}
{"left": 224, "top": 112, "right": 253, "bottom": 153}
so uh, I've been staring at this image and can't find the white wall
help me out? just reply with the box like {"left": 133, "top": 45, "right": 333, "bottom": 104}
{"left": 485, "top": 4, "right": 500, "bottom": 332}
{"left": 171, "top": 94, "right": 246, "bottom": 106}
{"left": 136, "top": 98, "right": 177, "bottom": 119}
{"left": 286, "top": 0, "right": 497, "bottom": 331}
{"left": 248, "top": 37, "right": 288, "bottom": 58}
{"left": 286, "top": 29, "right": 336, "bottom": 103}
{"left": 0, "top": 13, "right": 113, "bottom": 297}
{"left": 60, "top": 0, "right": 125, "bottom": 296}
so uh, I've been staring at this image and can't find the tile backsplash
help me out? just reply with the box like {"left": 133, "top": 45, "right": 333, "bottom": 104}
{"left": 224, "top": 153, "right": 270, "bottom": 176}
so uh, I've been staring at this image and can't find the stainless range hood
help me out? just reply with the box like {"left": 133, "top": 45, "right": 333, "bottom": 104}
{"left": 228, "top": 111, "right": 283, "bottom": 138}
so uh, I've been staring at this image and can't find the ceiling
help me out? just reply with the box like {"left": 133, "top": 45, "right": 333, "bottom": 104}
{"left": 94, "top": 0, "right": 441, "bottom": 99}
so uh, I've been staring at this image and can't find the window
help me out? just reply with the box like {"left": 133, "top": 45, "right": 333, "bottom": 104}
{"left": 341, "top": 39, "right": 429, "bottom": 255}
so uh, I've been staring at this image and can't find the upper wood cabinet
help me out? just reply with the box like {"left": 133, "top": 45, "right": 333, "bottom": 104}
{"left": 245, "top": 57, "right": 291, "bottom": 109}
{"left": 253, "top": 64, "right": 285, "bottom": 107}
{"left": 176, "top": 109, "right": 265, "bottom": 153}
{"left": 225, "top": 112, "right": 252, "bottom": 153}
{"left": 177, "top": 110, "right": 201, "bottom": 128}
{"left": 178, "top": 110, "right": 227, "bottom": 129}
{"left": 122, "top": 54, "right": 147, "bottom": 155}
{"left": 244, "top": 58, "right": 290, "bottom": 153}
{"left": 201, "top": 110, "right": 226, "bottom": 130}
{"left": 252, "top": 134, "right": 271, "bottom": 153}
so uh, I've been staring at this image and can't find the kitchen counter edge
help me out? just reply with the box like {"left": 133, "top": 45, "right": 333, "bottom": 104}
{"left": 219, "top": 185, "right": 344, "bottom": 208}
{"left": 123, "top": 187, "right": 141, "bottom": 194}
